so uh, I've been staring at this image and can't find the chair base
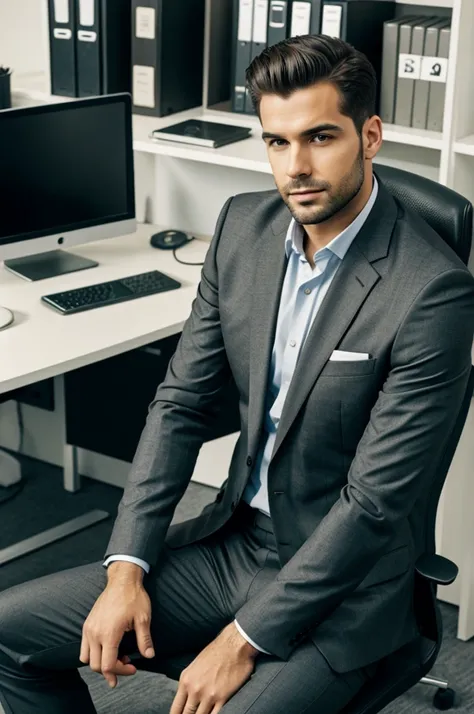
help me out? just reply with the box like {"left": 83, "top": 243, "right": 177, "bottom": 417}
{"left": 421, "top": 675, "right": 449, "bottom": 690}
{"left": 421, "top": 676, "right": 455, "bottom": 710}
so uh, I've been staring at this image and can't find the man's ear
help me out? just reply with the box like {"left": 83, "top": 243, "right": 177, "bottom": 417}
{"left": 363, "top": 116, "right": 383, "bottom": 160}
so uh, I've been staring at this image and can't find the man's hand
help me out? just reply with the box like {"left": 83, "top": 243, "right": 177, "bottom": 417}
{"left": 170, "top": 621, "right": 260, "bottom": 714}
{"left": 80, "top": 562, "right": 155, "bottom": 689}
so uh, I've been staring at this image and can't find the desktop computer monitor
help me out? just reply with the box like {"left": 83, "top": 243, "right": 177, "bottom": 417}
{"left": 0, "top": 93, "right": 136, "bottom": 282}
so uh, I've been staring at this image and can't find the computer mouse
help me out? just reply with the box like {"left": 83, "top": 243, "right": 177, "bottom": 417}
{"left": 150, "top": 230, "right": 191, "bottom": 250}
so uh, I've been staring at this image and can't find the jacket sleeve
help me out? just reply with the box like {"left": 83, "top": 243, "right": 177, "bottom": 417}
{"left": 235, "top": 267, "right": 474, "bottom": 661}
{"left": 104, "top": 197, "right": 234, "bottom": 568}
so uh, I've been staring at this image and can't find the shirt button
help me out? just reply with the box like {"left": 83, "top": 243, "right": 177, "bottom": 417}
{"left": 246, "top": 456, "right": 252, "bottom": 467}
{"left": 304, "top": 288, "right": 311, "bottom": 295}
{"left": 289, "top": 340, "right": 296, "bottom": 347}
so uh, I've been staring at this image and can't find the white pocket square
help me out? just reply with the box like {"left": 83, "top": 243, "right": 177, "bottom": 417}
{"left": 329, "top": 350, "right": 370, "bottom": 361}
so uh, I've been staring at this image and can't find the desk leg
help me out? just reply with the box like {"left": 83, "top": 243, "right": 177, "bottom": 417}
{"left": 63, "top": 443, "right": 80, "bottom": 492}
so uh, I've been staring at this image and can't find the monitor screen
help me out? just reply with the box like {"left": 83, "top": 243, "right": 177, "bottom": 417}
{"left": 0, "top": 94, "right": 135, "bottom": 247}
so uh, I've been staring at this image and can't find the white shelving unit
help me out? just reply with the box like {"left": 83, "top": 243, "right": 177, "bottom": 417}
{"left": 454, "top": 136, "right": 474, "bottom": 157}
{"left": 2, "top": 0, "right": 474, "bottom": 641}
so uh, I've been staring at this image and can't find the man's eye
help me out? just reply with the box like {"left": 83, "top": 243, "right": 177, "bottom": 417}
{"left": 269, "top": 139, "right": 287, "bottom": 147}
{"left": 311, "top": 134, "right": 331, "bottom": 143}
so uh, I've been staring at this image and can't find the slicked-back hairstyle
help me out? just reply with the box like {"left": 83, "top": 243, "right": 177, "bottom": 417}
{"left": 246, "top": 34, "right": 377, "bottom": 135}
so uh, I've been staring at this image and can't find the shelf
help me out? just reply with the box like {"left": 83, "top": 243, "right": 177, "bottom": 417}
{"left": 10, "top": 73, "right": 444, "bottom": 175}
{"left": 382, "top": 124, "right": 443, "bottom": 150}
{"left": 454, "top": 136, "right": 474, "bottom": 157}
{"left": 133, "top": 109, "right": 272, "bottom": 174}
{"left": 395, "top": 0, "right": 453, "bottom": 6}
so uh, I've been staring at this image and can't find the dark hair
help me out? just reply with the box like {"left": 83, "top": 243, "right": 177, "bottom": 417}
{"left": 246, "top": 35, "right": 377, "bottom": 134}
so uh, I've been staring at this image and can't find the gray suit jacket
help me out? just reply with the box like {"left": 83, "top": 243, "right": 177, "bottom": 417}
{"left": 105, "top": 176, "right": 474, "bottom": 673}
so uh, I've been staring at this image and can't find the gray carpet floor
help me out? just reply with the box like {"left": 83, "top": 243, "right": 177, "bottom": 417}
{"left": 0, "top": 453, "right": 473, "bottom": 713}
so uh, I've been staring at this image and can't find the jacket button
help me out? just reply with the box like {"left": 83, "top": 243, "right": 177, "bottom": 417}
{"left": 246, "top": 456, "right": 252, "bottom": 467}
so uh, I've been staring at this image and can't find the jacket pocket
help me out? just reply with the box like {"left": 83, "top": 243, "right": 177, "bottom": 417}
{"left": 321, "top": 357, "right": 377, "bottom": 377}
{"left": 358, "top": 545, "right": 411, "bottom": 589}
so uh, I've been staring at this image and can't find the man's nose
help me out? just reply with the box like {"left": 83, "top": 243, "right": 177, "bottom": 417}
{"left": 286, "top": 146, "right": 312, "bottom": 179}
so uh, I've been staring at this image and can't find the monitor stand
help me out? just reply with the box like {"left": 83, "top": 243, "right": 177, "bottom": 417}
{"left": 4, "top": 249, "right": 99, "bottom": 282}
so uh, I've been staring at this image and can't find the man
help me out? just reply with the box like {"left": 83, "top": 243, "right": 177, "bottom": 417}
{"left": 1, "top": 34, "right": 474, "bottom": 714}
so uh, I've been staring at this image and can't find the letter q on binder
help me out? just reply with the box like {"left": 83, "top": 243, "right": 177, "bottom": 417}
{"left": 420, "top": 56, "right": 448, "bottom": 83}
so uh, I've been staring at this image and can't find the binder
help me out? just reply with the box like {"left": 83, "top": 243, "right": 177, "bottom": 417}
{"left": 267, "top": 0, "right": 290, "bottom": 47}
{"left": 48, "top": 0, "right": 77, "bottom": 97}
{"left": 76, "top": 0, "right": 101, "bottom": 96}
{"left": 289, "top": 1, "right": 323, "bottom": 37}
{"left": 412, "top": 18, "right": 449, "bottom": 130}
{"left": 321, "top": 1, "right": 397, "bottom": 113}
{"left": 426, "top": 23, "right": 451, "bottom": 132}
{"left": 245, "top": 0, "right": 269, "bottom": 113}
{"left": 75, "top": 0, "right": 132, "bottom": 98}
{"left": 380, "top": 15, "right": 418, "bottom": 124}
{"left": 250, "top": 0, "right": 269, "bottom": 61}
{"left": 395, "top": 16, "right": 441, "bottom": 128}
{"left": 131, "top": 0, "right": 206, "bottom": 117}
{"left": 393, "top": 16, "right": 424, "bottom": 127}
{"left": 232, "top": 0, "right": 254, "bottom": 113}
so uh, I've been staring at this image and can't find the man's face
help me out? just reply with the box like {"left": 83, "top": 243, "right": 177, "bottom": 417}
{"left": 260, "top": 82, "right": 367, "bottom": 225}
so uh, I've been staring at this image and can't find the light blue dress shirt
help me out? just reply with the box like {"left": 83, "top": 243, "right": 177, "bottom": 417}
{"left": 104, "top": 179, "right": 379, "bottom": 655}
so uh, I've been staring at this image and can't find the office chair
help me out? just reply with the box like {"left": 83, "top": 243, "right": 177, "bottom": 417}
{"left": 138, "top": 166, "right": 474, "bottom": 712}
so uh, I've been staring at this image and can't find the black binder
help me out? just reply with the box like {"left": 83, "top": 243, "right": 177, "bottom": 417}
{"left": 48, "top": 0, "right": 77, "bottom": 97}
{"left": 321, "top": 0, "right": 396, "bottom": 112}
{"left": 245, "top": 0, "right": 270, "bottom": 113}
{"left": 75, "top": 0, "right": 132, "bottom": 98}
{"left": 131, "top": 0, "right": 205, "bottom": 117}
{"left": 232, "top": 0, "right": 255, "bottom": 113}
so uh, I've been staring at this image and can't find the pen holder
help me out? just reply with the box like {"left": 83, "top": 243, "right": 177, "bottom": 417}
{"left": 0, "top": 67, "right": 12, "bottom": 110}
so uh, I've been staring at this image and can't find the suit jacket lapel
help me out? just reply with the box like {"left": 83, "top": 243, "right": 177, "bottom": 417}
{"left": 247, "top": 210, "right": 290, "bottom": 461}
{"left": 247, "top": 178, "right": 399, "bottom": 465}
{"left": 270, "top": 244, "right": 380, "bottom": 463}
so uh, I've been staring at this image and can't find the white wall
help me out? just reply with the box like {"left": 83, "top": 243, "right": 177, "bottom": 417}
{"left": 0, "top": 0, "right": 48, "bottom": 76}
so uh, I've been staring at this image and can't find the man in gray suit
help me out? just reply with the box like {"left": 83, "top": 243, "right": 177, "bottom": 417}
{"left": 1, "top": 34, "right": 474, "bottom": 714}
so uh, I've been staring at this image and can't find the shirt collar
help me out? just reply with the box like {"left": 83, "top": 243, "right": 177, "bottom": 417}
{"left": 284, "top": 176, "right": 379, "bottom": 262}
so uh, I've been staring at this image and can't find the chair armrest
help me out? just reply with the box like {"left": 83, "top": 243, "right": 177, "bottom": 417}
{"left": 415, "top": 554, "right": 458, "bottom": 585}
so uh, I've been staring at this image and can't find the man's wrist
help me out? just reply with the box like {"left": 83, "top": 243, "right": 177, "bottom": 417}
{"left": 225, "top": 622, "right": 260, "bottom": 659}
{"left": 106, "top": 560, "right": 145, "bottom": 585}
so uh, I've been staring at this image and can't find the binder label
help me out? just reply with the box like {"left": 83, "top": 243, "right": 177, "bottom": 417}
{"left": 136, "top": 7, "right": 156, "bottom": 40}
{"left": 53, "top": 0, "right": 69, "bottom": 24}
{"left": 420, "top": 56, "right": 448, "bottom": 84}
{"left": 269, "top": 1, "right": 286, "bottom": 29}
{"left": 79, "top": 0, "right": 95, "bottom": 27}
{"left": 238, "top": 0, "right": 253, "bottom": 43}
{"left": 290, "top": 2, "right": 311, "bottom": 37}
{"left": 133, "top": 65, "right": 155, "bottom": 108}
{"left": 253, "top": 0, "right": 269, "bottom": 44}
{"left": 78, "top": 30, "right": 97, "bottom": 42}
{"left": 54, "top": 28, "right": 72, "bottom": 39}
{"left": 321, "top": 6, "right": 342, "bottom": 39}
{"left": 398, "top": 54, "right": 422, "bottom": 80}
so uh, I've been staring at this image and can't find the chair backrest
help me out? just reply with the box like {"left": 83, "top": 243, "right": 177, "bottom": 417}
{"left": 376, "top": 164, "right": 473, "bottom": 555}
{"left": 342, "top": 167, "right": 474, "bottom": 713}
{"left": 374, "top": 165, "right": 473, "bottom": 264}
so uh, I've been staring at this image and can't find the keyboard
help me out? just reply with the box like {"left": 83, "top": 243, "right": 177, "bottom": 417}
{"left": 41, "top": 270, "right": 182, "bottom": 314}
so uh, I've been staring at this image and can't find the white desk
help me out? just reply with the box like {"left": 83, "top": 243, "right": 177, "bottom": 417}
{"left": 0, "top": 224, "right": 212, "bottom": 565}
{"left": 0, "top": 224, "right": 210, "bottom": 394}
